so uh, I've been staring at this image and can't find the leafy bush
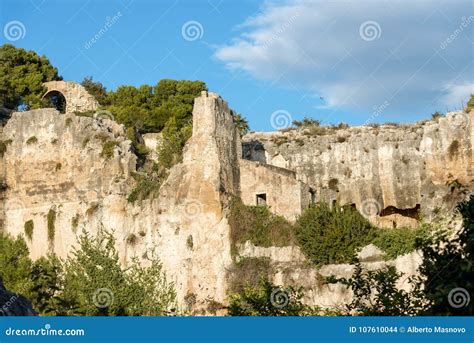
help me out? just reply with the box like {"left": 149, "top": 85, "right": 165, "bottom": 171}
{"left": 0, "top": 139, "right": 12, "bottom": 157}
{"left": 47, "top": 208, "right": 56, "bottom": 243}
{"left": 229, "top": 199, "right": 294, "bottom": 254}
{"left": 295, "top": 203, "right": 377, "bottom": 265}
{"left": 327, "top": 262, "right": 426, "bottom": 315}
{"left": 228, "top": 257, "right": 272, "bottom": 294}
{"left": 61, "top": 230, "right": 176, "bottom": 316}
{"left": 24, "top": 220, "right": 34, "bottom": 241}
{"left": 465, "top": 94, "right": 474, "bottom": 112}
{"left": 228, "top": 278, "right": 320, "bottom": 316}
{"left": 100, "top": 140, "right": 119, "bottom": 159}
{"left": 372, "top": 225, "right": 429, "bottom": 259}
{"left": 292, "top": 117, "right": 321, "bottom": 128}
{"left": 26, "top": 136, "right": 38, "bottom": 145}
{"left": 448, "top": 140, "right": 459, "bottom": 158}
{"left": 127, "top": 170, "right": 163, "bottom": 204}
{"left": 0, "top": 233, "right": 32, "bottom": 293}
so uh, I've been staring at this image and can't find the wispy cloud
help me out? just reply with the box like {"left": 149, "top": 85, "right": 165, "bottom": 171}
{"left": 215, "top": 0, "right": 473, "bottom": 118}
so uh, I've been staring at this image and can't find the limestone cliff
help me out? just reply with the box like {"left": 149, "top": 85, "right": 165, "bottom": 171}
{"left": 243, "top": 111, "right": 473, "bottom": 227}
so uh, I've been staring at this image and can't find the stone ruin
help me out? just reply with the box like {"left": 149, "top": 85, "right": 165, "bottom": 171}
{"left": 42, "top": 81, "right": 99, "bottom": 114}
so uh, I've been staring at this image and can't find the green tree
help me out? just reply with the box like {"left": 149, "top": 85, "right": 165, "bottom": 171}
{"left": 61, "top": 230, "right": 176, "bottom": 316}
{"left": 27, "top": 255, "right": 65, "bottom": 316}
{"left": 81, "top": 76, "right": 109, "bottom": 105}
{"left": 0, "top": 44, "right": 61, "bottom": 110}
{"left": 0, "top": 233, "right": 32, "bottom": 293}
{"left": 233, "top": 112, "right": 250, "bottom": 136}
{"left": 417, "top": 195, "right": 474, "bottom": 315}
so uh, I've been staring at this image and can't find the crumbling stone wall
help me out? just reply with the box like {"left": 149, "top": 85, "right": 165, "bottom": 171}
{"left": 240, "top": 159, "right": 310, "bottom": 221}
{"left": 43, "top": 81, "right": 99, "bottom": 113}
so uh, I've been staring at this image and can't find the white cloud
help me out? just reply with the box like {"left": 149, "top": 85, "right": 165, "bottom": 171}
{"left": 215, "top": 0, "right": 473, "bottom": 117}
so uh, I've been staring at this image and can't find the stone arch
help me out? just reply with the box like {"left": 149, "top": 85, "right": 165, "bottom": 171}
{"left": 43, "top": 90, "right": 67, "bottom": 113}
{"left": 42, "top": 81, "right": 99, "bottom": 114}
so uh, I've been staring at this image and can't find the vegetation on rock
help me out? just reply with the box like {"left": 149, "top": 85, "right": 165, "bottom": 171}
{"left": 0, "top": 44, "right": 61, "bottom": 110}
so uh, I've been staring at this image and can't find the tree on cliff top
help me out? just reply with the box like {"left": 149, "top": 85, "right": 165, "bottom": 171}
{"left": 0, "top": 44, "right": 62, "bottom": 110}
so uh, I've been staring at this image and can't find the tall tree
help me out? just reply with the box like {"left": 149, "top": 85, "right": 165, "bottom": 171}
{"left": 0, "top": 44, "right": 61, "bottom": 110}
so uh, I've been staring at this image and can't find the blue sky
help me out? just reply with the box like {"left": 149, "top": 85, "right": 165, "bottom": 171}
{"left": 1, "top": 0, "right": 473, "bottom": 131}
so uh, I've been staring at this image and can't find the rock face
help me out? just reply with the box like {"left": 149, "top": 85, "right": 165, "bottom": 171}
{"left": 0, "top": 279, "right": 36, "bottom": 316}
{"left": 0, "top": 92, "right": 241, "bottom": 311}
{"left": 0, "top": 86, "right": 471, "bottom": 313}
{"left": 243, "top": 111, "right": 473, "bottom": 227}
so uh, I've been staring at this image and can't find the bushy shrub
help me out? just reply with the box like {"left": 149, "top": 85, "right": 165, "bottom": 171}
{"left": 61, "top": 230, "right": 176, "bottom": 316}
{"left": 228, "top": 278, "right": 320, "bottom": 316}
{"left": 229, "top": 199, "right": 294, "bottom": 253}
{"left": 295, "top": 203, "right": 377, "bottom": 265}
{"left": 372, "top": 225, "right": 429, "bottom": 259}
{"left": 327, "top": 262, "right": 426, "bottom": 315}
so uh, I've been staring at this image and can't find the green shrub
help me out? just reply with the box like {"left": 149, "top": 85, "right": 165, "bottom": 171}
{"left": 448, "top": 140, "right": 459, "bottom": 158}
{"left": 465, "top": 94, "right": 474, "bottom": 112}
{"left": 228, "top": 278, "right": 320, "bottom": 316}
{"left": 47, "top": 209, "right": 56, "bottom": 243}
{"left": 100, "top": 140, "right": 119, "bottom": 159}
{"left": 71, "top": 214, "right": 80, "bottom": 232}
{"left": 158, "top": 117, "right": 192, "bottom": 169}
{"left": 229, "top": 257, "right": 271, "bottom": 294}
{"left": 228, "top": 199, "right": 294, "bottom": 254}
{"left": 0, "top": 139, "right": 12, "bottom": 157}
{"left": 372, "top": 225, "right": 429, "bottom": 260}
{"left": 327, "top": 262, "right": 426, "bottom": 315}
{"left": 295, "top": 203, "right": 377, "bottom": 265}
{"left": 126, "top": 233, "right": 137, "bottom": 246}
{"left": 26, "top": 136, "right": 38, "bottom": 145}
{"left": 0, "top": 233, "right": 32, "bottom": 293}
{"left": 127, "top": 172, "right": 162, "bottom": 203}
{"left": 24, "top": 220, "right": 34, "bottom": 241}
{"left": 61, "top": 230, "right": 177, "bottom": 316}
{"left": 186, "top": 235, "right": 193, "bottom": 250}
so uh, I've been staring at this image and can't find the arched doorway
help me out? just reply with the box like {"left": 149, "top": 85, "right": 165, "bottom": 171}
{"left": 43, "top": 90, "right": 67, "bottom": 113}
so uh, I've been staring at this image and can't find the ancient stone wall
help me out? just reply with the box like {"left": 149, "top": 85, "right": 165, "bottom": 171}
{"left": 43, "top": 81, "right": 99, "bottom": 113}
{"left": 239, "top": 159, "right": 310, "bottom": 221}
